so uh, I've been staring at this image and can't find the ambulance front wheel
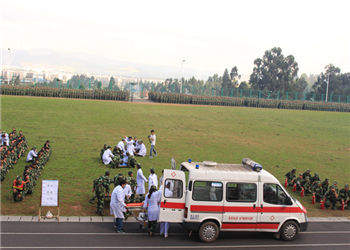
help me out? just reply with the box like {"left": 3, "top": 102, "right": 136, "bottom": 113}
{"left": 199, "top": 221, "right": 219, "bottom": 243}
{"left": 280, "top": 221, "right": 299, "bottom": 241}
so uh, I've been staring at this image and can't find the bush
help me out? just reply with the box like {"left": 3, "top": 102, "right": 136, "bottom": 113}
{"left": 0, "top": 86, "right": 129, "bottom": 101}
{"left": 148, "top": 92, "right": 350, "bottom": 112}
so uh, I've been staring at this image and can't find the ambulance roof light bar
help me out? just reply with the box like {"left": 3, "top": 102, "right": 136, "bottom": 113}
{"left": 242, "top": 158, "right": 263, "bottom": 172}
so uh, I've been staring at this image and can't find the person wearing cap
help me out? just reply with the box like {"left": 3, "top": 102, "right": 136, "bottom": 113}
{"left": 135, "top": 141, "right": 147, "bottom": 157}
{"left": 339, "top": 184, "right": 350, "bottom": 209}
{"left": 148, "top": 168, "right": 158, "bottom": 191}
{"left": 324, "top": 182, "right": 339, "bottom": 210}
{"left": 321, "top": 178, "right": 329, "bottom": 193}
{"left": 102, "top": 146, "right": 114, "bottom": 165}
{"left": 302, "top": 169, "right": 311, "bottom": 180}
{"left": 285, "top": 168, "right": 297, "bottom": 187}
{"left": 136, "top": 164, "right": 148, "bottom": 199}
{"left": 110, "top": 179, "right": 127, "bottom": 233}
{"left": 143, "top": 185, "right": 161, "bottom": 236}
{"left": 314, "top": 181, "right": 324, "bottom": 202}
{"left": 26, "top": 147, "right": 38, "bottom": 162}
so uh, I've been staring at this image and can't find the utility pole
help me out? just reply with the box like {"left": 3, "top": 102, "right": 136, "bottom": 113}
{"left": 180, "top": 59, "right": 185, "bottom": 93}
{"left": 325, "top": 73, "right": 330, "bottom": 102}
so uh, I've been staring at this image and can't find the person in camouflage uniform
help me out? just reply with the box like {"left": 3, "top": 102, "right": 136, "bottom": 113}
{"left": 310, "top": 173, "right": 320, "bottom": 192}
{"left": 303, "top": 176, "right": 312, "bottom": 194}
{"left": 126, "top": 171, "right": 138, "bottom": 202}
{"left": 302, "top": 169, "right": 311, "bottom": 180}
{"left": 94, "top": 171, "right": 112, "bottom": 215}
{"left": 324, "top": 182, "right": 339, "bottom": 210}
{"left": 127, "top": 153, "right": 137, "bottom": 168}
{"left": 296, "top": 173, "right": 304, "bottom": 191}
{"left": 321, "top": 178, "right": 329, "bottom": 193}
{"left": 313, "top": 181, "right": 324, "bottom": 202}
{"left": 113, "top": 173, "right": 124, "bottom": 188}
{"left": 12, "top": 176, "right": 25, "bottom": 202}
{"left": 339, "top": 184, "right": 350, "bottom": 209}
{"left": 285, "top": 168, "right": 297, "bottom": 186}
{"left": 110, "top": 154, "right": 121, "bottom": 169}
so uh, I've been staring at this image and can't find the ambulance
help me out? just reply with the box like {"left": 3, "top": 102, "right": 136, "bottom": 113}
{"left": 159, "top": 158, "right": 308, "bottom": 243}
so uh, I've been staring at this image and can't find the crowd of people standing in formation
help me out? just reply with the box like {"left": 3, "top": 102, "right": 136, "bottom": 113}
{"left": 12, "top": 140, "right": 52, "bottom": 202}
{"left": 91, "top": 165, "right": 169, "bottom": 237}
{"left": 1, "top": 129, "right": 28, "bottom": 181}
{"left": 100, "top": 130, "right": 157, "bottom": 168}
{"left": 285, "top": 168, "right": 350, "bottom": 210}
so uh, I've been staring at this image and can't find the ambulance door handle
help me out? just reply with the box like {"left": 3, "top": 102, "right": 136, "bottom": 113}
{"left": 253, "top": 204, "right": 256, "bottom": 209}
{"left": 260, "top": 204, "right": 263, "bottom": 214}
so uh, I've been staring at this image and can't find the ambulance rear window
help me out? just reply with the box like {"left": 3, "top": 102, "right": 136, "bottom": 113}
{"left": 192, "top": 181, "right": 223, "bottom": 202}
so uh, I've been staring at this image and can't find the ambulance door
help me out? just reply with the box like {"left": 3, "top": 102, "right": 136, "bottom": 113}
{"left": 159, "top": 169, "right": 186, "bottom": 223}
{"left": 258, "top": 183, "right": 293, "bottom": 231}
{"left": 222, "top": 182, "right": 258, "bottom": 231}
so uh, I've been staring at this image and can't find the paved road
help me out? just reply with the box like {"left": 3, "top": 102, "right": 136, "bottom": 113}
{"left": 1, "top": 221, "right": 349, "bottom": 250}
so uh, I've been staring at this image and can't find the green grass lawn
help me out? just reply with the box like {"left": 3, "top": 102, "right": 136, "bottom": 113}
{"left": 1, "top": 96, "right": 349, "bottom": 217}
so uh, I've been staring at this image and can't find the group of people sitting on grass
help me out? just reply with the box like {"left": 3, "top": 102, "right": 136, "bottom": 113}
{"left": 0, "top": 128, "right": 28, "bottom": 181}
{"left": 100, "top": 136, "right": 148, "bottom": 168}
{"left": 285, "top": 168, "right": 350, "bottom": 210}
{"left": 12, "top": 140, "right": 52, "bottom": 202}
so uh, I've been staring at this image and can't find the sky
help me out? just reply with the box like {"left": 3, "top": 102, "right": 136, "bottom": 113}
{"left": 1, "top": 0, "right": 349, "bottom": 79}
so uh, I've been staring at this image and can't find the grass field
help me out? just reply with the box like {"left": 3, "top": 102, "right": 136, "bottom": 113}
{"left": 1, "top": 95, "right": 349, "bottom": 217}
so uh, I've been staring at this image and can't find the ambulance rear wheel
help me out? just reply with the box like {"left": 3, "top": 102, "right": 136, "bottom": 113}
{"left": 199, "top": 221, "right": 219, "bottom": 243}
{"left": 280, "top": 221, "right": 299, "bottom": 241}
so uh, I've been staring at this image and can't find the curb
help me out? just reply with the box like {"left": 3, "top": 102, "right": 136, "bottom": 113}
{"left": 0, "top": 215, "right": 349, "bottom": 223}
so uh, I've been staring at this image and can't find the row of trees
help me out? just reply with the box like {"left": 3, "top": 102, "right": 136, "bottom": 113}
{"left": 146, "top": 47, "right": 349, "bottom": 98}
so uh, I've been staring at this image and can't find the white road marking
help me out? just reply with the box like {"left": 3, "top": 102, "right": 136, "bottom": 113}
{"left": 1, "top": 243, "right": 350, "bottom": 249}
{"left": 1, "top": 231, "right": 350, "bottom": 235}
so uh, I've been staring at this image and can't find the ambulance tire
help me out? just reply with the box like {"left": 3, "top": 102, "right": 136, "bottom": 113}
{"left": 280, "top": 221, "right": 299, "bottom": 241}
{"left": 199, "top": 221, "right": 219, "bottom": 243}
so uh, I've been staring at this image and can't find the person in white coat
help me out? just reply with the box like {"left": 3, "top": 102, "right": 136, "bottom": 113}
{"left": 136, "top": 164, "right": 148, "bottom": 198}
{"left": 117, "top": 139, "right": 125, "bottom": 153}
{"left": 26, "top": 147, "right": 38, "bottom": 162}
{"left": 125, "top": 136, "right": 134, "bottom": 151}
{"left": 143, "top": 185, "right": 161, "bottom": 236}
{"left": 102, "top": 146, "right": 114, "bottom": 165}
{"left": 148, "top": 168, "right": 158, "bottom": 191}
{"left": 110, "top": 179, "right": 127, "bottom": 233}
{"left": 159, "top": 181, "right": 173, "bottom": 238}
{"left": 135, "top": 141, "right": 147, "bottom": 157}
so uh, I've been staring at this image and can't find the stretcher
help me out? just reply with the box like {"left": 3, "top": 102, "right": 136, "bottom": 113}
{"left": 125, "top": 202, "right": 147, "bottom": 230}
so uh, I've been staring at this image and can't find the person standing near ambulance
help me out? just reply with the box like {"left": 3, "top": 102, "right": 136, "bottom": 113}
{"left": 110, "top": 179, "right": 127, "bottom": 233}
{"left": 136, "top": 164, "right": 148, "bottom": 199}
{"left": 143, "top": 185, "right": 160, "bottom": 236}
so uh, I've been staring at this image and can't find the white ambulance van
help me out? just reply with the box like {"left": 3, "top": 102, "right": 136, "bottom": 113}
{"left": 159, "top": 159, "right": 308, "bottom": 243}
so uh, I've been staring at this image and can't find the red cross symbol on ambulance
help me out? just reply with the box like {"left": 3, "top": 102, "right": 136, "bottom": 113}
{"left": 171, "top": 172, "right": 176, "bottom": 177}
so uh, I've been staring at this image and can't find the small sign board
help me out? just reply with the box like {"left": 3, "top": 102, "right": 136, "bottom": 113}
{"left": 41, "top": 180, "right": 59, "bottom": 207}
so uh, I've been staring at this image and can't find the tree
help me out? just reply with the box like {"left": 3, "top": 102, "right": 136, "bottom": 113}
{"left": 108, "top": 77, "right": 116, "bottom": 90}
{"left": 249, "top": 47, "right": 299, "bottom": 92}
{"left": 14, "top": 75, "right": 20, "bottom": 85}
{"left": 312, "top": 64, "right": 350, "bottom": 96}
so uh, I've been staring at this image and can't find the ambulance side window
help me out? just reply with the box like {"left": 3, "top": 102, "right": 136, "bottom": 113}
{"left": 263, "top": 183, "right": 291, "bottom": 205}
{"left": 164, "top": 179, "right": 183, "bottom": 199}
{"left": 192, "top": 181, "right": 223, "bottom": 201}
{"left": 226, "top": 183, "right": 257, "bottom": 202}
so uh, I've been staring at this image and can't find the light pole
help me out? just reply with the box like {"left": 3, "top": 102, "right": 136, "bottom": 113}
{"left": 325, "top": 73, "right": 330, "bottom": 102}
{"left": 180, "top": 59, "right": 185, "bottom": 93}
